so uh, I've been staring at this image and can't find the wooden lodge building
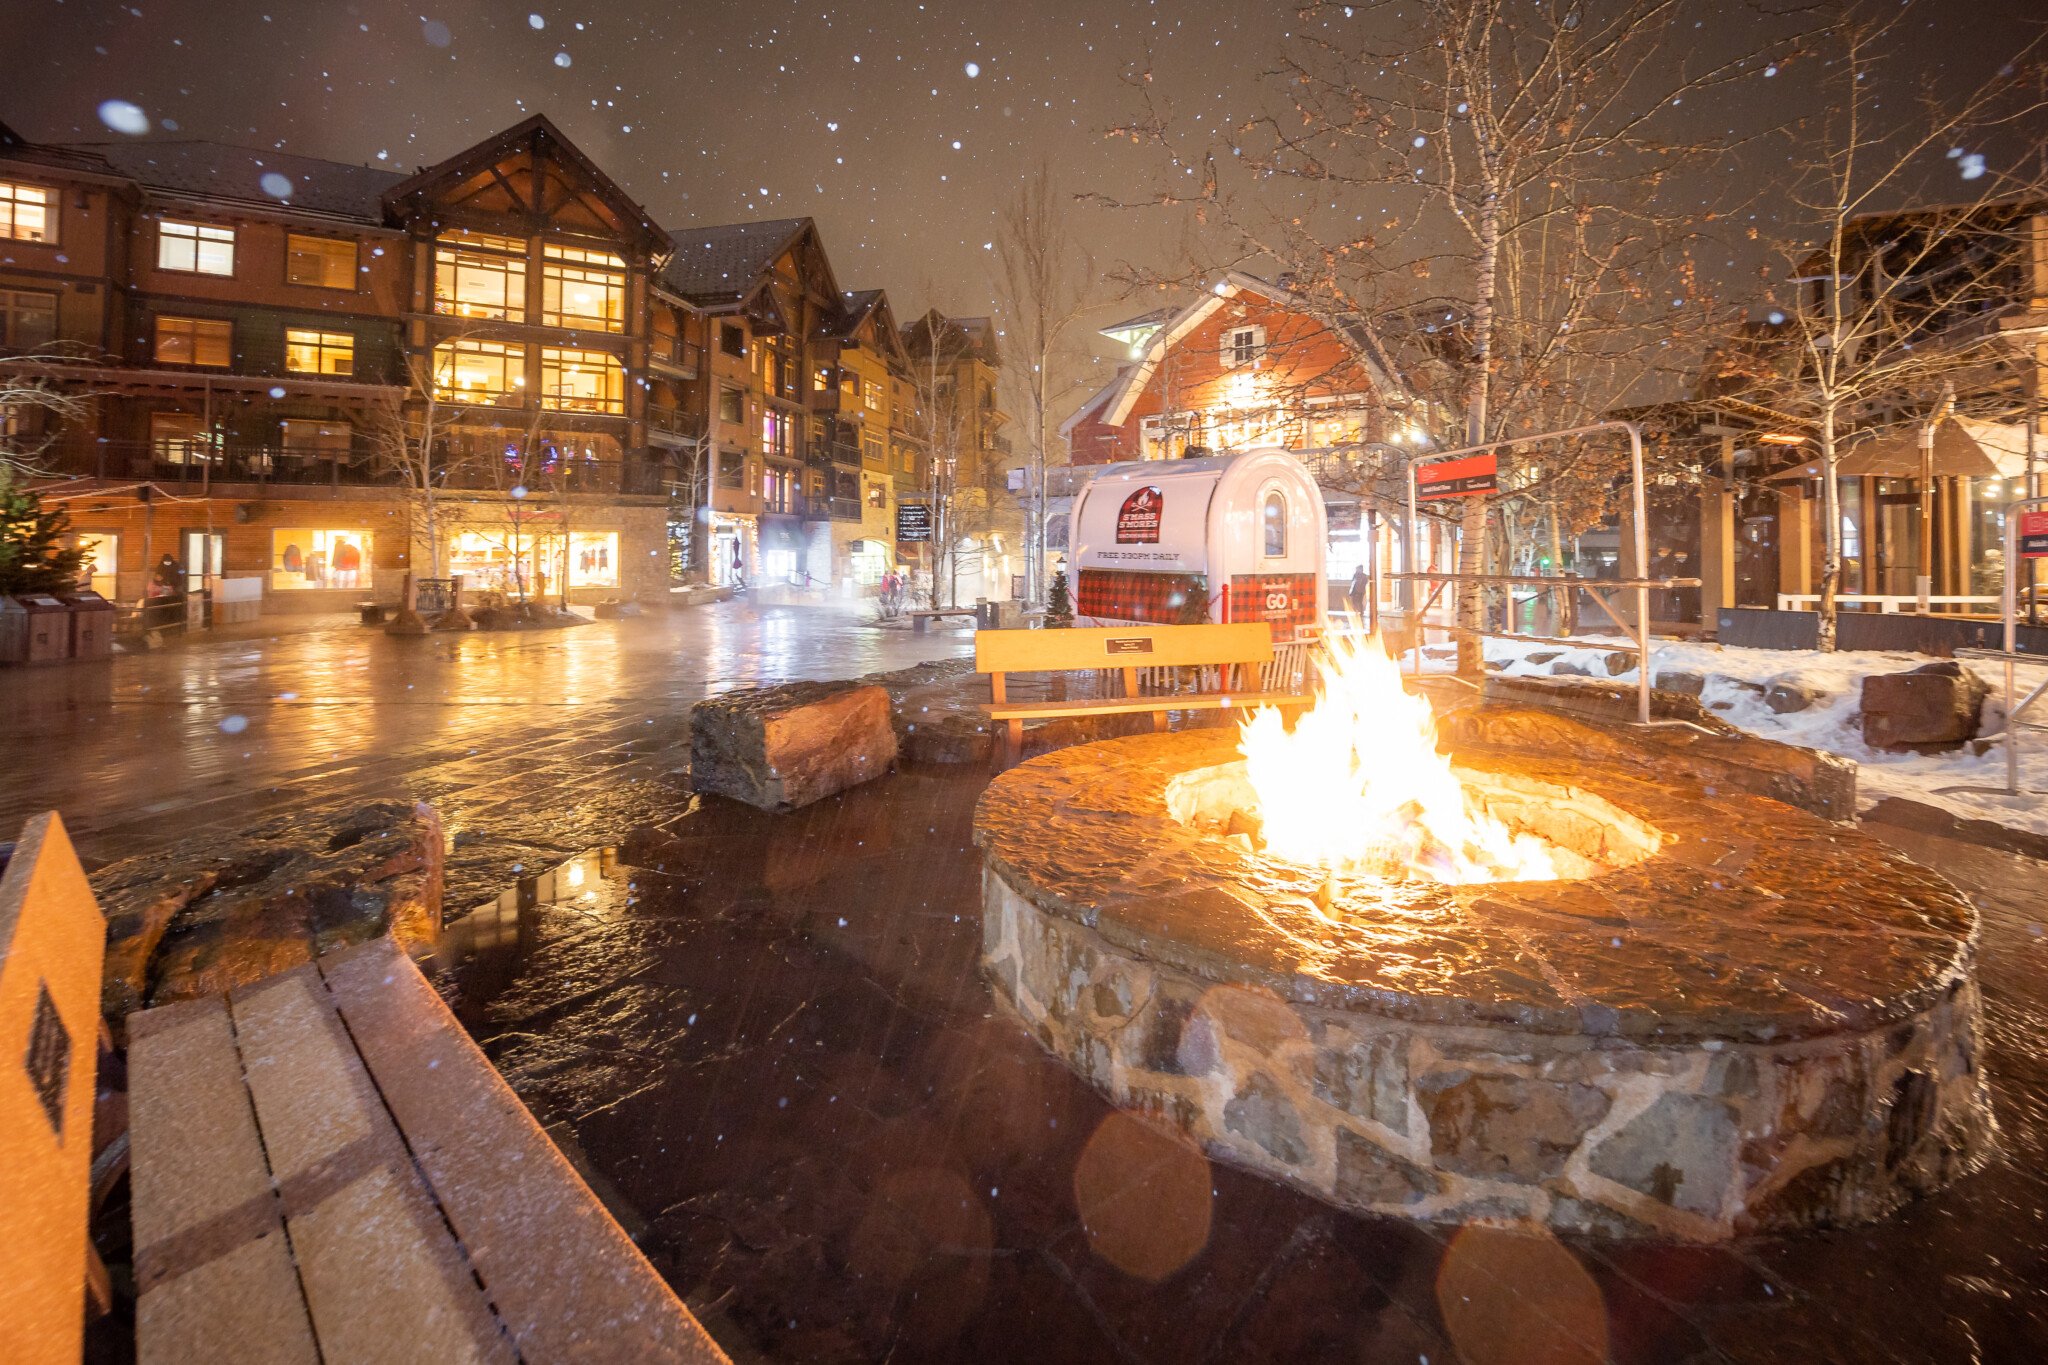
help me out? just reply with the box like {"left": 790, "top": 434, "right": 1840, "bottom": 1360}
{"left": 0, "top": 113, "right": 1005, "bottom": 613}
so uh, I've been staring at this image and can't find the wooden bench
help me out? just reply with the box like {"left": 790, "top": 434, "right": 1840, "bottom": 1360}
{"left": 1, "top": 812, "right": 111, "bottom": 1365}
{"left": 910, "top": 607, "right": 978, "bottom": 636}
{"left": 976, "top": 622, "right": 1313, "bottom": 766}
{"left": 127, "top": 934, "right": 729, "bottom": 1365}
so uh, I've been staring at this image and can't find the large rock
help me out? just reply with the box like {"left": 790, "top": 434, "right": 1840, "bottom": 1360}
{"left": 1859, "top": 660, "right": 1988, "bottom": 753}
{"left": 690, "top": 680, "right": 898, "bottom": 811}
{"left": 96, "top": 799, "right": 444, "bottom": 1018}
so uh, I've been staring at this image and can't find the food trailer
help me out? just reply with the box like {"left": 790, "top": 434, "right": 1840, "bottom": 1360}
{"left": 1067, "top": 448, "right": 1327, "bottom": 641}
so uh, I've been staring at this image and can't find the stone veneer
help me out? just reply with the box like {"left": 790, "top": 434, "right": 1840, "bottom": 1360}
{"left": 974, "top": 725, "right": 1993, "bottom": 1240}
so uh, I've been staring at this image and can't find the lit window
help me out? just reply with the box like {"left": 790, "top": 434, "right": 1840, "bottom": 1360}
{"left": 149, "top": 412, "right": 212, "bottom": 464}
{"left": 541, "top": 243, "right": 626, "bottom": 331}
{"left": 285, "top": 328, "right": 354, "bottom": 376}
{"left": 1263, "top": 491, "right": 1288, "bottom": 557}
{"left": 270, "top": 528, "right": 371, "bottom": 591}
{"left": 75, "top": 532, "right": 118, "bottom": 596}
{"left": 565, "top": 531, "right": 619, "bottom": 587}
{"left": 432, "top": 338, "right": 526, "bottom": 404}
{"left": 433, "top": 231, "right": 527, "bottom": 321}
{"left": 539, "top": 347, "right": 624, "bottom": 414}
{"left": 286, "top": 234, "right": 356, "bottom": 288}
{"left": 158, "top": 220, "right": 236, "bottom": 275}
{"left": 0, "top": 182, "right": 53, "bottom": 243}
{"left": 0, "top": 289, "right": 58, "bottom": 350}
{"left": 154, "top": 315, "right": 232, "bottom": 367}
{"left": 864, "top": 379, "right": 883, "bottom": 412}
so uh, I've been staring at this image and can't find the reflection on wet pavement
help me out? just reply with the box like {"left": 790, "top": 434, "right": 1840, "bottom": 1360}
{"left": 431, "top": 760, "right": 2048, "bottom": 1364}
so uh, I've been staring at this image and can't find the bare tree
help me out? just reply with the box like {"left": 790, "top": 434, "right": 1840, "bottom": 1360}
{"left": 902, "top": 312, "right": 974, "bottom": 607}
{"left": 1103, "top": 0, "right": 1786, "bottom": 668}
{"left": 1716, "top": 2, "right": 2048, "bottom": 648}
{"left": 994, "top": 161, "right": 1097, "bottom": 606}
{"left": 1, "top": 352, "right": 97, "bottom": 480}
{"left": 369, "top": 344, "right": 473, "bottom": 578}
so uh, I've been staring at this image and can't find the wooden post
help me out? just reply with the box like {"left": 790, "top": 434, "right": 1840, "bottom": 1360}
{"left": 0, "top": 812, "right": 108, "bottom": 1365}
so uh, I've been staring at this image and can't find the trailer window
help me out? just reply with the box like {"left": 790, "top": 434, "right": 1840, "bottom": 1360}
{"left": 1263, "top": 492, "right": 1287, "bottom": 557}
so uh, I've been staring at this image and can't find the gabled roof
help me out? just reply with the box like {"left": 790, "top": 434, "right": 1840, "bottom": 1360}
{"left": 902, "top": 308, "right": 998, "bottom": 367}
{"left": 661, "top": 217, "right": 813, "bottom": 305}
{"left": 1080, "top": 271, "right": 1402, "bottom": 433}
{"left": 49, "top": 138, "right": 403, "bottom": 221}
{"left": 822, "top": 289, "right": 907, "bottom": 362}
{"left": 382, "top": 114, "right": 666, "bottom": 253}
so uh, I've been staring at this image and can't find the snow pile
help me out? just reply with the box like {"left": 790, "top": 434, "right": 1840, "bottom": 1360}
{"left": 1400, "top": 634, "right": 2048, "bottom": 836}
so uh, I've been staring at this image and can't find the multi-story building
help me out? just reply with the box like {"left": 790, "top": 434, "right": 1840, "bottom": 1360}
{"left": 818, "top": 289, "right": 907, "bottom": 587}
{"left": 901, "top": 309, "right": 1017, "bottom": 603}
{"left": 0, "top": 114, "right": 694, "bottom": 609}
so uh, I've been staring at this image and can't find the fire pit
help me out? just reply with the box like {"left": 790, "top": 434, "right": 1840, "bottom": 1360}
{"left": 973, "top": 640, "right": 1992, "bottom": 1240}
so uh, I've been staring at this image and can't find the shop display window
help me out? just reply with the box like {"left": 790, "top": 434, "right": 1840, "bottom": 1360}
{"left": 76, "top": 532, "right": 118, "bottom": 597}
{"left": 271, "top": 528, "right": 371, "bottom": 591}
{"left": 565, "top": 532, "right": 619, "bottom": 588}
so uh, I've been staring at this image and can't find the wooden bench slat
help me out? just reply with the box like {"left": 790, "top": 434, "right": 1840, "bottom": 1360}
{"left": 983, "top": 690, "right": 1311, "bottom": 720}
{"left": 229, "top": 967, "right": 513, "bottom": 1365}
{"left": 319, "top": 936, "right": 728, "bottom": 1365}
{"left": 128, "top": 997, "right": 317, "bottom": 1364}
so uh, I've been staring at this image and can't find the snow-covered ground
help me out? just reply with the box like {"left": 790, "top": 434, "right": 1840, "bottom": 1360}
{"left": 1403, "top": 634, "right": 2048, "bottom": 836}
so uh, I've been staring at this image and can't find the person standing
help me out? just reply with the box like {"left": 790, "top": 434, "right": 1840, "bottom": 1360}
{"left": 1348, "top": 562, "right": 1368, "bottom": 623}
{"left": 146, "top": 553, "right": 185, "bottom": 630}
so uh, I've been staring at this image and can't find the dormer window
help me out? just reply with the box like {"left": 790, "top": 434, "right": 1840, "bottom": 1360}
{"left": 1221, "top": 325, "right": 1265, "bottom": 369}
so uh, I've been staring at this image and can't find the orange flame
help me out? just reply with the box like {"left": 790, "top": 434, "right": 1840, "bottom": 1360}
{"left": 1238, "top": 633, "right": 1559, "bottom": 884}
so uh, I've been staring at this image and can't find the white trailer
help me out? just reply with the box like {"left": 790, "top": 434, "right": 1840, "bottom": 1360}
{"left": 1067, "top": 448, "right": 1327, "bottom": 641}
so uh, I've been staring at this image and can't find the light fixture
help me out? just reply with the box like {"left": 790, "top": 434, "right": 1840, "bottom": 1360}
{"left": 1758, "top": 432, "right": 1804, "bottom": 445}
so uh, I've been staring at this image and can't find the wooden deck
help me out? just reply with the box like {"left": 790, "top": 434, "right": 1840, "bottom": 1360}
{"left": 128, "top": 934, "right": 728, "bottom": 1365}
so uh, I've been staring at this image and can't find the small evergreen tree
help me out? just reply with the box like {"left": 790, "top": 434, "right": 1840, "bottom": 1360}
{"left": 1047, "top": 568, "right": 1073, "bottom": 627}
{"left": 0, "top": 472, "right": 88, "bottom": 596}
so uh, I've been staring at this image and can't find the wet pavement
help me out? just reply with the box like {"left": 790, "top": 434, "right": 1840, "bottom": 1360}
{"left": 434, "top": 767, "right": 2048, "bottom": 1365}
{"left": 20, "top": 604, "right": 2048, "bottom": 1361}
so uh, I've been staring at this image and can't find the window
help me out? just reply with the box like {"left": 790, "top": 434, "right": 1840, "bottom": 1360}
{"left": 1263, "top": 491, "right": 1288, "bottom": 557}
{"left": 0, "top": 289, "right": 57, "bottom": 350}
{"left": 154, "top": 315, "right": 232, "bottom": 367}
{"left": 0, "top": 182, "right": 53, "bottom": 243}
{"left": 866, "top": 480, "right": 887, "bottom": 509}
{"left": 715, "top": 450, "right": 746, "bottom": 488}
{"left": 761, "top": 408, "right": 792, "bottom": 459}
{"left": 862, "top": 432, "right": 885, "bottom": 468}
{"left": 718, "top": 386, "right": 745, "bottom": 424}
{"left": 1222, "top": 325, "right": 1266, "bottom": 369}
{"left": 433, "top": 231, "right": 527, "bottom": 321}
{"left": 840, "top": 369, "right": 860, "bottom": 399}
{"left": 284, "top": 328, "right": 354, "bottom": 376}
{"left": 432, "top": 338, "right": 526, "bottom": 404}
{"left": 762, "top": 464, "right": 794, "bottom": 514}
{"left": 158, "top": 220, "right": 235, "bottom": 275}
{"left": 720, "top": 323, "right": 747, "bottom": 357}
{"left": 150, "top": 412, "right": 212, "bottom": 464}
{"left": 280, "top": 419, "right": 351, "bottom": 466}
{"left": 270, "top": 528, "right": 371, "bottom": 590}
{"left": 539, "top": 347, "right": 624, "bottom": 414}
{"left": 286, "top": 234, "right": 357, "bottom": 288}
{"left": 541, "top": 243, "right": 626, "bottom": 331}
{"left": 864, "top": 379, "right": 883, "bottom": 413}
{"left": 565, "top": 531, "right": 619, "bottom": 588}
{"left": 74, "top": 532, "right": 118, "bottom": 596}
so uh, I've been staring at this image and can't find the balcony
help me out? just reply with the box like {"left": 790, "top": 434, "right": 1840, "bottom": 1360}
{"left": 48, "top": 439, "right": 661, "bottom": 496}
{"left": 648, "top": 335, "right": 702, "bottom": 380}
{"left": 647, "top": 403, "right": 705, "bottom": 448}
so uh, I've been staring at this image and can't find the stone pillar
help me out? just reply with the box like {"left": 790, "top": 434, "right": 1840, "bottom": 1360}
{"left": 1777, "top": 482, "right": 1814, "bottom": 601}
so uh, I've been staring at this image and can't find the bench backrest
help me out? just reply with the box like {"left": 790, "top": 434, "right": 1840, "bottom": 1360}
{"left": 976, "top": 622, "right": 1275, "bottom": 675}
{"left": 0, "top": 812, "right": 106, "bottom": 1365}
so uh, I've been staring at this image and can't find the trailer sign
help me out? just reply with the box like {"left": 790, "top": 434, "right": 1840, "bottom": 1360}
{"left": 1115, "top": 486, "right": 1165, "bottom": 544}
{"left": 1418, "top": 453, "right": 1498, "bottom": 500}
{"left": 2022, "top": 511, "right": 2048, "bottom": 560}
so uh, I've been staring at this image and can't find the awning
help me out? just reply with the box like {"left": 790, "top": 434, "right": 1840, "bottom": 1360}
{"left": 1767, "top": 419, "right": 2037, "bottom": 480}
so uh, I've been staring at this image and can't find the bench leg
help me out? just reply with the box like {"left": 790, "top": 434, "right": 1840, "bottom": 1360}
{"left": 915, "top": 616, "right": 928, "bottom": 636}
{"left": 1007, "top": 718, "right": 1023, "bottom": 768}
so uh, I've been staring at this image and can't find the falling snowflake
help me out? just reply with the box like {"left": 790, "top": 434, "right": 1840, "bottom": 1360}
{"left": 528, "top": 12, "right": 545, "bottom": 28}
{"left": 259, "top": 172, "right": 293, "bottom": 199}
{"left": 97, "top": 99, "right": 148, "bottom": 135}
{"left": 965, "top": 61, "right": 980, "bottom": 78}
{"left": 553, "top": 51, "right": 571, "bottom": 67}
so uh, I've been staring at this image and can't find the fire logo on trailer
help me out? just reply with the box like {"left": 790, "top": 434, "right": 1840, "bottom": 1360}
{"left": 1115, "top": 486, "right": 1164, "bottom": 544}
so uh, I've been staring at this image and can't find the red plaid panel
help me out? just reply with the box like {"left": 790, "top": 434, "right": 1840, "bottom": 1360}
{"left": 1075, "top": 569, "right": 1211, "bottom": 625}
{"left": 1224, "top": 573, "right": 1321, "bottom": 640}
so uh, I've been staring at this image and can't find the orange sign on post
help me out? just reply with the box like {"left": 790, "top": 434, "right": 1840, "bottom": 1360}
{"left": 1417, "top": 453, "right": 1499, "bottom": 500}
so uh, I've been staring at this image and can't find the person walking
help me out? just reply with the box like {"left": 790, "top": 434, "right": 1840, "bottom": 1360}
{"left": 1348, "top": 563, "right": 1369, "bottom": 623}
{"left": 146, "top": 553, "right": 185, "bottom": 630}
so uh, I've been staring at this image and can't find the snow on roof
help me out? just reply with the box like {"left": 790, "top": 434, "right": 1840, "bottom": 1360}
{"left": 661, "top": 217, "right": 812, "bottom": 302}
{"left": 57, "top": 138, "right": 404, "bottom": 221}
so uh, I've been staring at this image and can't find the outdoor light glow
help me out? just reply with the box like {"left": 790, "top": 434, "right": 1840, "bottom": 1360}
{"left": 1237, "top": 634, "right": 1560, "bottom": 883}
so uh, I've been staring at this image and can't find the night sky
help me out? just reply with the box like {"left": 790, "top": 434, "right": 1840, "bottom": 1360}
{"left": 1, "top": 0, "right": 2037, "bottom": 354}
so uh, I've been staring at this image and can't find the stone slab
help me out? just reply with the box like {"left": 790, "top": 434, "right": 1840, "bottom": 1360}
{"left": 690, "top": 681, "right": 897, "bottom": 811}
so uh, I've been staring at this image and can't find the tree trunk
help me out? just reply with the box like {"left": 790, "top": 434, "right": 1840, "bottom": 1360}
{"left": 1817, "top": 407, "right": 1841, "bottom": 652}
{"left": 1456, "top": 185, "right": 1500, "bottom": 677}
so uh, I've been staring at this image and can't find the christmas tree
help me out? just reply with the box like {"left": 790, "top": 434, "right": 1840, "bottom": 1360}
{"left": 0, "top": 471, "right": 88, "bottom": 596}
{"left": 1046, "top": 568, "right": 1073, "bottom": 627}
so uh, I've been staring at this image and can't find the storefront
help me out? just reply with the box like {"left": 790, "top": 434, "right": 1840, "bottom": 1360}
{"left": 847, "top": 538, "right": 890, "bottom": 589}
{"left": 269, "top": 526, "right": 373, "bottom": 593}
{"left": 708, "top": 512, "right": 756, "bottom": 587}
{"left": 445, "top": 528, "right": 623, "bottom": 599}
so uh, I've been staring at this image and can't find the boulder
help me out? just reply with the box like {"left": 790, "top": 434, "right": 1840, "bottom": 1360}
{"left": 690, "top": 680, "right": 898, "bottom": 811}
{"left": 1765, "top": 680, "right": 1819, "bottom": 714}
{"left": 1654, "top": 669, "right": 1706, "bottom": 697}
{"left": 1859, "top": 660, "right": 1989, "bottom": 753}
{"left": 95, "top": 799, "right": 445, "bottom": 1019}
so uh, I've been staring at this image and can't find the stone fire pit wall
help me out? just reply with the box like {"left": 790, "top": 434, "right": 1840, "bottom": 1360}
{"left": 974, "top": 726, "right": 1993, "bottom": 1241}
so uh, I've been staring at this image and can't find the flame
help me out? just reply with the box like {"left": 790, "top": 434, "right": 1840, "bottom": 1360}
{"left": 1237, "top": 633, "right": 1560, "bottom": 884}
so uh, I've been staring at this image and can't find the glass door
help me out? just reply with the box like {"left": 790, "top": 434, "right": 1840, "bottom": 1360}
{"left": 181, "top": 530, "right": 224, "bottom": 594}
